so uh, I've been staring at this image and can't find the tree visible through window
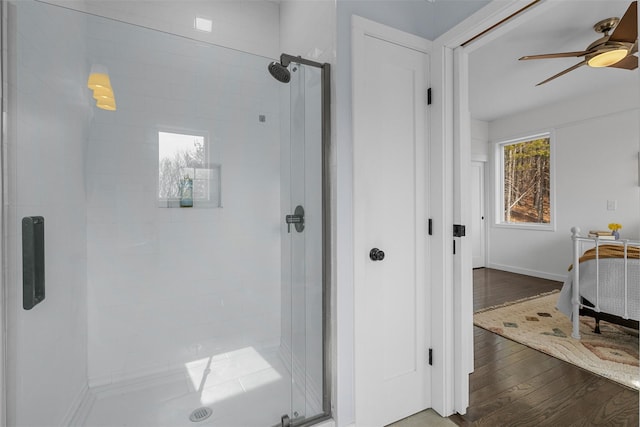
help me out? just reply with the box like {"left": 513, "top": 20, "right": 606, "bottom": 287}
{"left": 158, "top": 130, "right": 220, "bottom": 207}
{"left": 501, "top": 135, "right": 551, "bottom": 224}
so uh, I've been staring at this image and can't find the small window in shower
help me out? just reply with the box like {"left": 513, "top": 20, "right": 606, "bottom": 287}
{"left": 158, "top": 130, "right": 221, "bottom": 208}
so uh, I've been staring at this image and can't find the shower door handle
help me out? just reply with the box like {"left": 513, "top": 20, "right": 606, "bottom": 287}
{"left": 22, "top": 216, "right": 45, "bottom": 310}
{"left": 285, "top": 205, "right": 305, "bottom": 233}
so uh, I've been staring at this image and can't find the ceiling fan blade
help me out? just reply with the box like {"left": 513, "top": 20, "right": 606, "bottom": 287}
{"left": 536, "top": 60, "right": 587, "bottom": 86}
{"left": 609, "top": 1, "right": 637, "bottom": 43}
{"left": 520, "top": 51, "right": 588, "bottom": 60}
{"left": 609, "top": 54, "right": 638, "bottom": 69}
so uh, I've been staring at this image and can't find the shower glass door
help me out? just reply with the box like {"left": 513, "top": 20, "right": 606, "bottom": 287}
{"left": 283, "top": 61, "right": 325, "bottom": 425}
{"left": 2, "top": 2, "right": 326, "bottom": 426}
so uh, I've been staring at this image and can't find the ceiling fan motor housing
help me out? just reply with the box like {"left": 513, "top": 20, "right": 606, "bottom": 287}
{"left": 593, "top": 17, "right": 620, "bottom": 35}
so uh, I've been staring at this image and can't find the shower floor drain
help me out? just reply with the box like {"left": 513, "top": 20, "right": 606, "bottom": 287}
{"left": 189, "top": 407, "right": 213, "bottom": 422}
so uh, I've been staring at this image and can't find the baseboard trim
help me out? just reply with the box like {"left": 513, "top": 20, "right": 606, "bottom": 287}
{"left": 487, "top": 263, "right": 566, "bottom": 282}
{"left": 61, "top": 382, "right": 94, "bottom": 427}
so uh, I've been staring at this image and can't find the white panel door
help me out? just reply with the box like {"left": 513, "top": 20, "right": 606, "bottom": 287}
{"left": 471, "top": 161, "right": 485, "bottom": 268}
{"left": 354, "top": 33, "right": 430, "bottom": 426}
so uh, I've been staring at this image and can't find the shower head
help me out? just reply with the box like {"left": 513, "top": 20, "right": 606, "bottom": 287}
{"left": 268, "top": 54, "right": 325, "bottom": 83}
{"left": 268, "top": 61, "right": 291, "bottom": 83}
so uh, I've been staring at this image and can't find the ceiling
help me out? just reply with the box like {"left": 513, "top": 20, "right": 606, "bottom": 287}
{"left": 338, "top": 0, "right": 490, "bottom": 42}
{"left": 469, "top": 0, "right": 639, "bottom": 122}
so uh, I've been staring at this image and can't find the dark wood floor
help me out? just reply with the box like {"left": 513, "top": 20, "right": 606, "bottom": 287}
{"left": 449, "top": 268, "right": 639, "bottom": 427}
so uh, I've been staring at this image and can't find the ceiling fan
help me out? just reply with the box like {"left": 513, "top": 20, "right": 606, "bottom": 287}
{"left": 519, "top": 1, "right": 638, "bottom": 86}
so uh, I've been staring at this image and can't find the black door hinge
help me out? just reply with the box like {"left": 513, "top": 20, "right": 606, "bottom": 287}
{"left": 427, "top": 88, "right": 432, "bottom": 106}
{"left": 428, "top": 348, "right": 433, "bottom": 366}
{"left": 428, "top": 218, "right": 433, "bottom": 236}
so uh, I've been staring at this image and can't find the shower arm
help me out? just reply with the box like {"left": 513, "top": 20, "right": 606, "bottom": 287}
{"left": 280, "top": 53, "right": 326, "bottom": 69}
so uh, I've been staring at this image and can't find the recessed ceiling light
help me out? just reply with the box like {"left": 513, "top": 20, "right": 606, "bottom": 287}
{"left": 194, "top": 16, "right": 212, "bottom": 33}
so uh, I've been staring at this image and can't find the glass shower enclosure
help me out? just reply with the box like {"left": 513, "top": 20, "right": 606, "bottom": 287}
{"left": 2, "top": 1, "right": 329, "bottom": 426}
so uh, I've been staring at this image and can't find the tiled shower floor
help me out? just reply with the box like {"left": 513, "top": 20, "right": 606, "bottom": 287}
{"left": 81, "top": 347, "right": 297, "bottom": 426}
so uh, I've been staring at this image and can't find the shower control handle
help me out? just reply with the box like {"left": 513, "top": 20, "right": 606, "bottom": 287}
{"left": 285, "top": 205, "right": 305, "bottom": 233}
{"left": 369, "top": 248, "right": 385, "bottom": 261}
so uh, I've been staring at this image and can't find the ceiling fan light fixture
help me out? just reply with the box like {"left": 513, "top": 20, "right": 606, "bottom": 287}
{"left": 587, "top": 48, "right": 628, "bottom": 67}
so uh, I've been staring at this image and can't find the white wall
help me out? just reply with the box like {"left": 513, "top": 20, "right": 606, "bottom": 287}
{"left": 43, "top": 0, "right": 280, "bottom": 59}
{"left": 36, "top": 0, "right": 292, "bottom": 387}
{"left": 280, "top": 0, "right": 335, "bottom": 64}
{"left": 488, "top": 82, "right": 640, "bottom": 280}
{"left": 6, "top": 2, "right": 91, "bottom": 424}
{"left": 83, "top": 14, "right": 282, "bottom": 385}
{"left": 471, "top": 118, "right": 489, "bottom": 160}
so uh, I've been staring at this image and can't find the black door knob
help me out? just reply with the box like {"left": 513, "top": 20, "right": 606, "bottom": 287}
{"left": 370, "top": 248, "right": 385, "bottom": 261}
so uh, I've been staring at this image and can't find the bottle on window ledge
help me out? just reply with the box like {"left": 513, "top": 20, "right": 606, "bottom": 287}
{"left": 180, "top": 175, "right": 193, "bottom": 208}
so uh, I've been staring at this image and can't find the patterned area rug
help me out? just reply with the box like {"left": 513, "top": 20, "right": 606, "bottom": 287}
{"left": 474, "top": 291, "right": 639, "bottom": 390}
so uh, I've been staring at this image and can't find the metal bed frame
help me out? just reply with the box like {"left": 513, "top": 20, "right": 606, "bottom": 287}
{"left": 570, "top": 227, "right": 640, "bottom": 339}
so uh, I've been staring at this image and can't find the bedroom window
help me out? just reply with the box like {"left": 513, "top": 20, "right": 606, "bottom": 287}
{"left": 158, "top": 130, "right": 221, "bottom": 208}
{"left": 496, "top": 132, "right": 554, "bottom": 230}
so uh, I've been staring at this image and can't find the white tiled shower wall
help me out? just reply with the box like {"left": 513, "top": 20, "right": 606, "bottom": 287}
{"left": 7, "top": 0, "right": 337, "bottom": 424}
{"left": 6, "top": 2, "right": 91, "bottom": 425}
{"left": 45, "top": 0, "right": 280, "bottom": 59}
{"left": 84, "top": 15, "right": 283, "bottom": 385}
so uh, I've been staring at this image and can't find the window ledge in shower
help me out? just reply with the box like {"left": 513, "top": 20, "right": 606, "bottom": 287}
{"left": 310, "top": 418, "right": 336, "bottom": 427}
{"left": 158, "top": 129, "right": 221, "bottom": 208}
{"left": 157, "top": 200, "right": 223, "bottom": 209}
{"left": 157, "top": 162, "right": 222, "bottom": 208}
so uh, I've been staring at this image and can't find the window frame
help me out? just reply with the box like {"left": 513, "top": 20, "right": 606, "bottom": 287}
{"left": 493, "top": 131, "right": 556, "bottom": 231}
{"left": 157, "top": 127, "right": 221, "bottom": 208}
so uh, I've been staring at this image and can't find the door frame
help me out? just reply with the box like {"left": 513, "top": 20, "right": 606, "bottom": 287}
{"left": 432, "top": 0, "right": 554, "bottom": 415}
{"left": 351, "top": 15, "right": 432, "bottom": 424}
{"left": 1, "top": 1, "right": 7, "bottom": 424}
{"left": 471, "top": 160, "right": 487, "bottom": 269}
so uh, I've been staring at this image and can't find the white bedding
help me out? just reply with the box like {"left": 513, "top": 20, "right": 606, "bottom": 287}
{"left": 557, "top": 257, "right": 640, "bottom": 322}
